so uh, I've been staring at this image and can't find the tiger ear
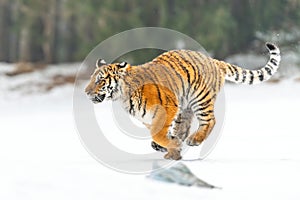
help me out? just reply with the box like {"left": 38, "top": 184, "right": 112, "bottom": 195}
{"left": 96, "top": 59, "right": 106, "bottom": 68}
{"left": 118, "top": 61, "right": 128, "bottom": 68}
{"left": 118, "top": 61, "right": 130, "bottom": 75}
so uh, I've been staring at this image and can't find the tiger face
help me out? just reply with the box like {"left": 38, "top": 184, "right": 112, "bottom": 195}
{"left": 85, "top": 59, "right": 129, "bottom": 104}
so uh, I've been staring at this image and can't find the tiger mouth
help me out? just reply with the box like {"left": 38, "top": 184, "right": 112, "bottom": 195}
{"left": 92, "top": 94, "right": 106, "bottom": 103}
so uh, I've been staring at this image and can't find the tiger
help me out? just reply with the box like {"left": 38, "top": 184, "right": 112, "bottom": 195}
{"left": 85, "top": 43, "right": 280, "bottom": 160}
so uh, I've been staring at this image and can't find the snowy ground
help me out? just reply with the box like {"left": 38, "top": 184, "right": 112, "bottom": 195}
{"left": 1, "top": 63, "right": 300, "bottom": 200}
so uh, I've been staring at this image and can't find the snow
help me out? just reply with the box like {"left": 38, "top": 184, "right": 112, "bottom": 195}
{"left": 1, "top": 63, "right": 300, "bottom": 200}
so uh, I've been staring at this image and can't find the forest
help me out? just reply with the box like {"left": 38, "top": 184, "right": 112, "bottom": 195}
{"left": 0, "top": 0, "right": 299, "bottom": 64}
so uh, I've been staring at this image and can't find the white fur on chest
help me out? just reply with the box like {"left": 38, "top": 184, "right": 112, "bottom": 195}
{"left": 121, "top": 99, "right": 153, "bottom": 127}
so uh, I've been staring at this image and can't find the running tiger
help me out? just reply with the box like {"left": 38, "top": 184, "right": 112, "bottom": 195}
{"left": 85, "top": 43, "right": 280, "bottom": 160}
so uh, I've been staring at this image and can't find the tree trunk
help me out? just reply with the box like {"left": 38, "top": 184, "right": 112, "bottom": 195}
{"left": 19, "top": 26, "right": 31, "bottom": 62}
{"left": 8, "top": 1, "right": 20, "bottom": 62}
{"left": 0, "top": 0, "right": 10, "bottom": 62}
{"left": 42, "top": 0, "right": 57, "bottom": 63}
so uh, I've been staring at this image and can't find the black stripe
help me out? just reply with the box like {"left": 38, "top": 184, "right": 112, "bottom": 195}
{"left": 249, "top": 71, "right": 254, "bottom": 84}
{"left": 198, "top": 89, "right": 211, "bottom": 103}
{"left": 196, "top": 115, "right": 215, "bottom": 121}
{"left": 270, "top": 58, "right": 277, "bottom": 66}
{"left": 199, "top": 123, "right": 208, "bottom": 127}
{"left": 196, "top": 113, "right": 209, "bottom": 117}
{"left": 142, "top": 99, "right": 147, "bottom": 118}
{"left": 165, "top": 95, "right": 178, "bottom": 107}
{"left": 107, "top": 77, "right": 112, "bottom": 87}
{"left": 195, "top": 113, "right": 212, "bottom": 119}
{"left": 152, "top": 106, "right": 159, "bottom": 119}
{"left": 138, "top": 86, "right": 144, "bottom": 111}
{"left": 258, "top": 70, "right": 264, "bottom": 81}
{"left": 265, "top": 67, "right": 272, "bottom": 76}
{"left": 267, "top": 63, "right": 274, "bottom": 70}
{"left": 190, "top": 89, "right": 210, "bottom": 108}
{"left": 233, "top": 65, "right": 239, "bottom": 81}
{"left": 199, "top": 97, "right": 212, "bottom": 107}
{"left": 242, "top": 70, "right": 247, "bottom": 83}
{"left": 129, "top": 97, "right": 135, "bottom": 115}
{"left": 271, "top": 52, "right": 277, "bottom": 55}
{"left": 193, "top": 103, "right": 211, "bottom": 113}
{"left": 189, "top": 89, "right": 205, "bottom": 108}
{"left": 156, "top": 86, "right": 163, "bottom": 105}
{"left": 195, "top": 110, "right": 214, "bottom": 117}
{"left": 227, "top": 64, "right": 235, "bottom": 76}
{"left": 112, "top": 77, "right": 118, "bottom": 94}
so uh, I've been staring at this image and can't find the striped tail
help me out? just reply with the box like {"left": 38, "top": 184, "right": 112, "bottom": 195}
{"left": 224, "top": 43, "right": 281, "bottom": 84}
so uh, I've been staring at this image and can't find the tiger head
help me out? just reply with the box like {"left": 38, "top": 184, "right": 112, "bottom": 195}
{"left": 85, "top": 59, "right": 130, "bottom": 104}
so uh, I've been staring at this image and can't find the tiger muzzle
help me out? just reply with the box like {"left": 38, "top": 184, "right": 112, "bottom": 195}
{"left": 90, "top": 94, "right": 106, "bottom": 103}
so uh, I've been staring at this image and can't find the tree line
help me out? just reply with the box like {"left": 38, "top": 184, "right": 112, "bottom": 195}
{"left": 0, "top": 0, "right": 299, "bottom": 64}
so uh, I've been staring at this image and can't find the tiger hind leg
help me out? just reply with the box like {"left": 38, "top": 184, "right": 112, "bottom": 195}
{"left": 167, "top": 108, "right": 194, "bottom": 142}
{"left": 153, "top": 109, "right": 193, "bottom": 153}
{"left": 186, "top": 100, "right": 216, "bottom": 146}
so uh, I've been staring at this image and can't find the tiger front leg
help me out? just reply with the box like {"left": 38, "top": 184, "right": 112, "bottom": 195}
{"left": 152, "top": 125, "right": 182, "bottom": 160}
{"left": 150, "top": 105, "right": 182, "bottom": 160}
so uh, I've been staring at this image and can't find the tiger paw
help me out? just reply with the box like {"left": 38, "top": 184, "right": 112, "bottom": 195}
{"left": 151, "top": 141, "right": 167, "bottom": 152}
{"left": 186, "top": 133, "right": 205, "bottom": 146}
{"left": 164, "top": 149, "right": 182, "bottom": 160}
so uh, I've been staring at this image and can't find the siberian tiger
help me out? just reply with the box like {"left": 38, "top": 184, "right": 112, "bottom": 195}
{"left": 85, "top": 43, "right": 280, "bottom": 160}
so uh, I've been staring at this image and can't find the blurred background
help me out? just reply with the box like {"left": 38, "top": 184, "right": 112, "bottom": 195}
{"left": 0, "top": 0, "right": 299, "bottom": 62}
{"left": 0, "top": 0, "right": 299, "bottom": 92}
{"left": 0, "top": 0, "right": 299, "bottom": 88}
